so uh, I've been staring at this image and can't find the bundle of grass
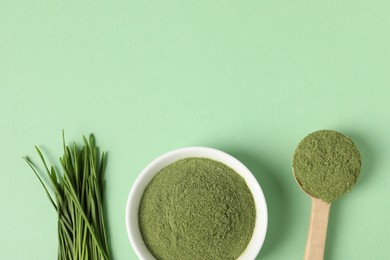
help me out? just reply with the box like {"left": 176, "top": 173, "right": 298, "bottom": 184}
{"left": 24, "top": 132, "right": 110, "bottom": 260}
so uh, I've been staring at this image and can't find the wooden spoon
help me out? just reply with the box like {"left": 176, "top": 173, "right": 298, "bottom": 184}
{"left": 292, "top": 130, "right": 361, "bottom": 260}
{"left": 293, "top": 170, "right": 331, "bottom": 260}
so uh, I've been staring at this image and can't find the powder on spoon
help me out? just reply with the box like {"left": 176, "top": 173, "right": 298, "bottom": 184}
{"left": 292, "top": 130, "right": 361, "bottom": 203}
{"left": 139, "top": 158, "right": 256, "bottom": 260}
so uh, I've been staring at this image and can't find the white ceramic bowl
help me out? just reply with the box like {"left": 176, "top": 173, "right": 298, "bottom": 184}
{"left": 126, "top": 147, "right": 268, "bottom": 260}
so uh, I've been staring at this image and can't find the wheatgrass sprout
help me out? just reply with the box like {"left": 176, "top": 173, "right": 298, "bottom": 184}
{"left": 24, "top": 132, "right": 110, "bottom": 260}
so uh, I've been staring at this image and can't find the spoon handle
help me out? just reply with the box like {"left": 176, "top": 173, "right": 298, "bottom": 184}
{"left": 304, "top": 198, "right": 331, "bottom": 260}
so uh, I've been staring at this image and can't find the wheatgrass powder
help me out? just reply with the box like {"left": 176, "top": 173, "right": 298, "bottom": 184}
{"left": 293, "top": 130, "right": 361, "bottom": 203}
{"left": 139, "top": 158, "right": 256, "bottom": 260}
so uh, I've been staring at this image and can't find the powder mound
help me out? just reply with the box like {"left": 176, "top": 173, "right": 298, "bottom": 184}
{"left": 139, "top": 158, "right": 256, "bottom": 260}
{"left": 292, "top": 130, "right": 361, "bottom": 203}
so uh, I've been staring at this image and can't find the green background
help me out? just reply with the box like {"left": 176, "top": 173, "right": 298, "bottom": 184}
{"left": 1, "top": 1, "right": 389, "bottom": 259}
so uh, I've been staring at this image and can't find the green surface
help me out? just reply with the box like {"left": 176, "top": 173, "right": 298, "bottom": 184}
{"left": 1, "top": 1, "right": 389, "bottom": 259}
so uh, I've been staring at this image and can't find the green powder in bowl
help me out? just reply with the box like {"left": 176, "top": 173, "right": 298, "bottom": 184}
{"left": 138, "top": 158, "right": 256, "bottom": 260}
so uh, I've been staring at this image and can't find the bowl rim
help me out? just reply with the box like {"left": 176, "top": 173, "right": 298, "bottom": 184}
{"left": 126, "top": 146, "right": 268, "bottom": 260}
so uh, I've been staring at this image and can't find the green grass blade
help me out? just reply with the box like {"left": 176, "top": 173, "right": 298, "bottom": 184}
{"left": 23, "top": 157, "right": 57, "bottom": 210}
{"left": 34, "top": 146, "right": 51, "bottom": 176}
